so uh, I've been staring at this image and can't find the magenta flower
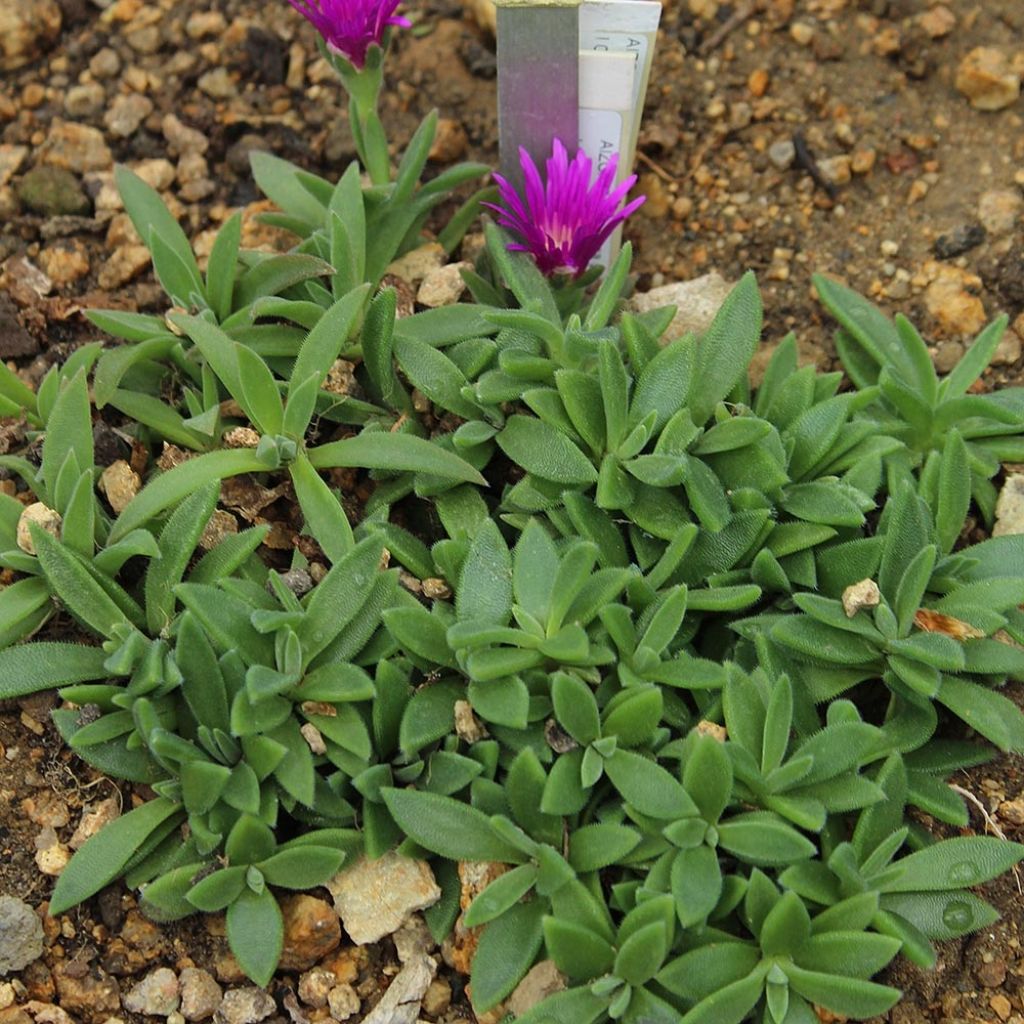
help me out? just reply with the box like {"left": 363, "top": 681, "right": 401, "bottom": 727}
{"left": 487, "top": 140, "right": 646, "bottom": 277}
{"left": 286, "top": 0, "right": 410, "bottom": 69}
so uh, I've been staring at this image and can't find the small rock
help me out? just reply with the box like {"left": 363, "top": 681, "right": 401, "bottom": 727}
{"left": 360, "top": 956, "right": 435, "bottom": 1024}
{"left": 993, "top": 327, "right": 1023, "bottom": 367}
{"left": 52, "top": 962, "right": 121, "bottom": 1015}
{"left": 999, "top": 798, "right": 1024, "bottom": 825}
{"left": 198, "top": 68, "right": 237, "bottom": 100}
{"left": 34, "top": 827, "right": 70, "bottom": 877}
{"left": 133, "top": 158, "right": 175, "bottom": 191}
{"left": 386, "top": 243, "right": 446, "bottom": 286}
{"left": 789, "top": 21, "right": 814, "bottom": 45}
{"left": 428, "top": 118, "right": 468, "bottom": 164}
{"left": 17, "top": 167, "right": 91, "bottom": 217}
{"left": 0, "top": 981, "right": 14, "bottom": 1009}
{"left": 89, "top": 47, "right": 121, "bottom": 78}
{"left": 417, "top": 262, "right": 470, "bottom": 308}
{"left": 325, "top": 985, "right": 359, "bottom": 1022}
{"left": 17, "top": 503, "right": 62, "bottom": 555}
{"left": 842, "top": 579, "right": 881, "bottom": 618}
{"left": 38, "top": 120, "right": 112, "bottom": 173}
{"left": 213, "top": 988, "right": 274, "bottom": 1024}
{"left": 69, "top": 796, "right": 119, "bottom": 849}
{"left": 996, "top": 475, "right": 1024, "bottom": 537}
{"left": 508, "top": 960, "right": 566, "bottom": 1019}
{"left": 933, "top": 223, "right": 986, "bottom": 260}
{"left": 0, "top": 145, "right": 28, "bottom": 188}
{"left": 0, "top": 896, "right": 45, "bottom": 974}
{"left": 976, "top": 959, "right": 1007, "bottom": 988}
{"left": 924, "top": 265, "right": 986, "bottom": 337}
{"left": 185, "top": 11, "right": 226, "bottom": 37}
{"left": 817, "top": 155, "right": 851, "bottom": 187}
{"left": 98, "top": 245, "right": 151, "bottom": 289}
{"left": 163, "top": 114, "right": 209, "bottom": 157}
{"left": 100, "top": 460, "right": 141, "bottom": 514}
{"left": 990, "top": 993, "right": 1012, "bottom": 1022}
{"left": 393, "top": 915, "right": 435, "bottom": 965}
{"left": 933, "top": 339, "right": 964, "bottom": 375}
{"left": 104, "top": 94, "right": 154, "bottom": 138}
{"left": 64, "top": 82, "right": 106, "bottom": 118}
{"left": 978, "top": 189, "right": 1023, "bottom": 237}
{"left": 919, "top": 4, "right": 955, "bottom": 38}
{"left": 850, "top": 148, "right": 876, "bottom": 175}
{"left": 296, "top": 969, "right": 334, "bottom": 1009}
{"left": 627, "top": 272, "right": 734, "bottom": 344}
{"left": 0, "top": 0, "right": 62, "bottom": 71}
{"left": 123, "top": 969, "right": 180, "bottom": 1017}
{"left": 955, "top": 48, "right": 1020, "bottom": 112}
{"left": 37, "top": 244, "right": 90, "bottom": 286}
{"left": 176, "top": 969, "right": 221, "bottom": 1022}
{"left": 21, "top": 791, "right": 69, "bottom": 829}
{"left": 280, "top": 895, "right": 341, "bottom": 971}
{"left": 768, "top": 140, "right": 796, "bottom": 170}
{"left": 327, "top": 853, "right": 441, "bottom": 945}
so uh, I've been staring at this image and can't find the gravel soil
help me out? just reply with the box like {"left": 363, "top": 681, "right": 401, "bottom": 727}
{"left": 1, "top": 0, "right": 1024, "bottom": 1022}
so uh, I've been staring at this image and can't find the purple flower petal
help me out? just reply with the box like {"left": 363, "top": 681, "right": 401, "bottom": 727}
{"left": 492, "top": 140, "right": 646, "bottom": 277}
{"left": 286, "top": 0, "right": 408, "bottom": 68}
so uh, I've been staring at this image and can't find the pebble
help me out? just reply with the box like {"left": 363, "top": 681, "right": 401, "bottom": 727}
{"left": 417, "top": 262, "right": 471, "bottom": 308}
{"left": 990, "top": 993, "right": 1013, "bottom": 1021}
{"left": 789, "top": 21, "right": 814, "bottom": 46}
{"left": 163, "top": 114, "right": 209, "bottom": 156}
{"left": 99, "top": 460, "right": 142, "bottom": 513}
{"left": 98, "top": 245, "right": 151, "bottom": 289}
{"left": 976, "top": 959, "right": 1008, "bottom": 988}
{"left": 995, "top": 476, "right": 1024, "bottom": 537}
{"left": 105, "top": 93, "right": 154, "bottom": 138}
{"left": 39, "top": 120, "right": 113, "bottom": 174}
{"left": 991, "top": 326, "right": 1022, "bottom": 367}
{"left": 386, "top": 243, "right": 447, "bottom": 286}
{"left": 0, "top": 0, "right": 62, "bottom": 71}
{"left": 919, "top": 4, "right": 955, "bottom": 38}
{"left": 123, "top": 969, "right": 181, "bottom": 1017}
{"left": 326, "top": 984, "right": 360, "bottom": 1022}
{"left": 21, "top": 791, "right": 70, "bottom": 829}
{"left": 69, "top": 796, "right": 119, "bottom": 849}
{"left": 17, "top": 167, "right": 91, "bottom": 217}
{"left": 185, "top": 11, "right": 227, "bottom": 38}
{"left": 850, "top": 148, "right": 876, "bottom": 175}
{"left": 297, "top": 968, "right": 334, "bottom": 1009}
{"left": 999, "top": 798, "right": 1024, "bottom": 825}
{"left": 64, "top": 82, "right": 106, "bottom": 117}
{"left": 133, "top": 158, "right": 175, "bottom": 191}
{"left": 627, "top": 272, "right": 734, "bottom": 344}
{"left": 359, "top": 956, "right": 435, "bottom": 1024}
{"left": 978, "top": 189, "right": 1022, "bottom": 237}
{"left": 934, "top": 223, "right": 986, "bottom": 260}
{"left": 17, "top": 503, "right": 61, "bottom": 555}
{"left": 817, "top": 155, "right": 851, "bottom": 187}
{"left": 508, "top": 960, "right": 566, "bottom": 1019}
{"left": 0, "top": 896, "right": 45, "bottom": 974}
{"left": 392, "top": 915, "right": 435, "bottom": 965}
{"left": 278, "top": 894, "right": 341, "bottom": 971}
{"left": 0, "top": 145, "right": 28, "bottom": 189}
{"left": 89, "top": 47, "right": 121, "bottom": 78}
{"left": 34, "top": 827, "right": 71, "bottom": 876}
{"left": 326, "top": 853, "right": 441, "bottom": 945}
{"left": 955, "top": 48, "right": 1021, "bottom": 112}
{"left": 52, "top": 962, "right": 121, "bottom": 1015}
{"left": 198, "top": 68, "right": 237, "bottom": 100}
{"left": 428, "top": 118, "right": 468, "bottom": 164}
{"left": 38, "top": 243, "right": 90, "bottom": 285}
{"left": 212, "top": 988, "right": 275, "bottom": 1024}
{"left": 178, "top": 968, "right": 222, "bottom": 1022}
{"left": 768, "top": 139, "right": 796, "bottom": 170}
{"left": 924, "top": 265, "right": 986, "bottom": 337}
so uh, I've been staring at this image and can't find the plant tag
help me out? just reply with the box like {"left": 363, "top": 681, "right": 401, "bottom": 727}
{"left": 578, "top": 50, "right": 636, "bottom": 267}
{"left": 495, "top": 0, "right": 583, "bottom": 187}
